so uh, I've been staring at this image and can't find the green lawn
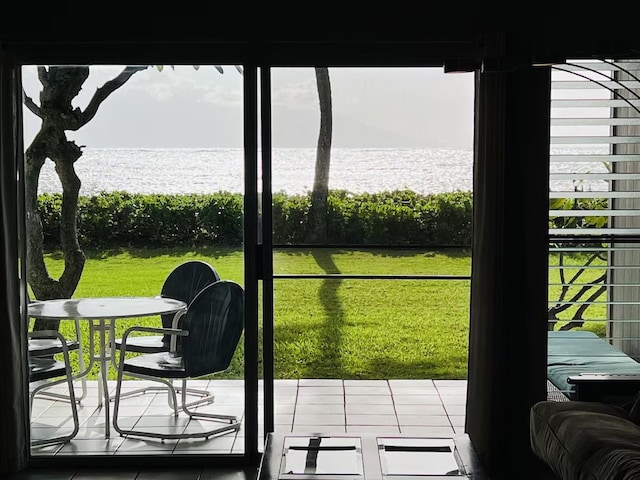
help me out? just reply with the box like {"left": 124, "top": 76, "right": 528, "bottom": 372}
{"left": 38, "top": 247, "right": 472, "bottom": 381}
{"left": 548, "top": 252, "right": 608, "bottom": 336}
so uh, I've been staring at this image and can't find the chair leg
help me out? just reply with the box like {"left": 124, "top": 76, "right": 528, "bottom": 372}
{"left": 111, "top": 378, "right": 214, "bottom": 411}
{"left": 111, "top": 373, "right": 181, "bottom": 411}
{"left": 36, "top": 375, "right": 87, "bottom": 404}
{"left": 180, "top": 380, "right": 238, "bottom": 422}
{"left": 113, "top": 375, "right": 239, "bottom": 440}
{"left": 177, "top": 382, "right": 216, "bottom": 408}
{"left": 113, "top": 372, "right": 180, "bottom": 438}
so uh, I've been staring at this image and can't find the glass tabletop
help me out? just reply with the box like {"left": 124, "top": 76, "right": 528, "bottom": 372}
{"left": 27, "top": 296, "right": 187, "bottom": 320}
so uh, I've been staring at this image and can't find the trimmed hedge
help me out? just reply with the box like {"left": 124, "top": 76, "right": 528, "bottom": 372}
{"left": 37, "top": 189, "right": 473, "bottom": 248}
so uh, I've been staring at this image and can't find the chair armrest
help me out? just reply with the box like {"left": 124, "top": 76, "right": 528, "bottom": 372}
{"left": 28, "top": 330, "right": 73, "bottom": 361}
{"left": 119, "top": 326, "right": 188, "bottom": 355}
{"left": 29, "top": 330, "right": 64, "bottom": 340}
{"left": 169, "top": 310, "right": 186, "bottom": 352}
{"left": 170, "top": 310, "right": 186, "bottom": 329}
{"left": 29, "top": 330, "right": 71, "bottom": 346}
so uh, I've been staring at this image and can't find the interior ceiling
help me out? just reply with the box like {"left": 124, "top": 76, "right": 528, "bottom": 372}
{"left": 3, "top": 9, "right": 640, "bottom": 66}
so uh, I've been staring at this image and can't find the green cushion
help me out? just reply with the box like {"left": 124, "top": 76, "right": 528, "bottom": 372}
{"left": 531, "top": 400, "right": 640, "bottom": 480}
{"left": 547, "top": 331, "right": 640, "bottom": 398}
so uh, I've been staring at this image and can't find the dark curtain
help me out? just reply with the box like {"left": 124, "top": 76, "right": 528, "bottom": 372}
{"left": 465, "top": 64, "right": 551, "bottom": 479}
{"left": 0, "top": 45, "right": 29, "bottom": 475}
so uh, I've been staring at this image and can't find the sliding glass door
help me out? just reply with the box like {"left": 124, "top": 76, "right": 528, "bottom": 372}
{"left": 20, "top": 62, "right": 262, "bottom": 464}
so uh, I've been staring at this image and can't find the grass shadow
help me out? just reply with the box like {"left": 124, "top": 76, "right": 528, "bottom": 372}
{"left": 307, "top": 249, "right": 346, "bottom": 377}
{"left": 365, "top": 354, "right": 469, "bottom": 380}
{"left": 50, "top": 246, "right": 244, "bottom": 260}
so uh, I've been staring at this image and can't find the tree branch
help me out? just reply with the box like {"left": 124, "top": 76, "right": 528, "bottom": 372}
{"left": 37, "top": 66, "right": 48, "bottom": 86}
{"left": 79, "top": 66, "right": 148, "bottom": 127}
{"left": 23, "top": 88, "right": 42, "bottom": 118}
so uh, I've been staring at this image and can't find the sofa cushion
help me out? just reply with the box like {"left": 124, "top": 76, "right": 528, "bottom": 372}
{"left": 547, "top": 330, "right": 640, "bottom": 399}
{"left": 531, "top": 400, "right": 640, "bottom": 480}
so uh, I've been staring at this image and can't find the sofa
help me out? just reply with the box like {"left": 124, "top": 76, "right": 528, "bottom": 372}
{"left": 530, "top": 399, "right": 640, "bottom": 479}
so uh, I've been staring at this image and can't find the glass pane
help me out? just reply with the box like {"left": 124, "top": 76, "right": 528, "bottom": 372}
{"left": 272, "top": 277, "right": 470, "bottom": 382}
{"left": 22, "top": 64, "right": 246, "bottom": 457}
{"left": 548, "top": 59, "right": 640, "bottom": 403}
{"left": 269, "top": 66, "right": 474, "bottom": 435}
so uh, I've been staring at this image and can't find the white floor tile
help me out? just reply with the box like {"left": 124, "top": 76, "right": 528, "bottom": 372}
{"left": 297, "top": 386, "right": 344, "bottom": 395}
{"left": 346, "top": 414, "right": 398, "bottom": 426}
{"left": 399, "top": 426, "right": 456, "bottom": 436}
{"left": 295, "top": 403, "right": 345, "bottom": 415}
{"left": 294, "top": 413, "right": 345, "bottom": 425}
{"left": 444, "top": 405, "right": 467, "bottom": 416}
{"left": 295, "top": 395, "right": 345, "bottom": 404}
{"left": 291, "top": 425, "right": 347, "bottom": 434}
{"left": 298, "top": 378, "right": 343, "bottom": 386}
{"left": 30, "top": 378, "right": 469, "bottom": 456}
{"left": 392, "top": 395, "right": 444, "bottom": 405}
{"left": 394, "top": 404, "right": 447, "bottom": 415}
{"left": 346, "top": 425, "right": 400, "bottom": 434}
{"left": 397, "top": 414, "right": 452, "bottom": 426}
{"left": 343, "top": 379, "right": 388, "bottom": 386}
{"left": 345, "top": 403, "right": 395, "bottom": 415}
{"left": 344, "top": 395, "right": 393, "bottom": 405}
{"left": 56, "top": 437, "right": 125, "bottom": 454}
{"left": 344, "top": 386, "right": 391, "bottom": 395}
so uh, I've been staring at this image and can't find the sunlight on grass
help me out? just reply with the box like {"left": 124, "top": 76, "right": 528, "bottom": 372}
{"left": 273, "top": 279, "right": 469, "bottom": 379}
{"left": 43, "top": 247, "right": 611, "bottom": 380}
{"left": 43, "top": 247, "right": 472, "bottom": 381}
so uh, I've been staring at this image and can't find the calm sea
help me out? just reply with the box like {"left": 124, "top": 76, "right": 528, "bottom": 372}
{"left": 36, "top": 146, "right": 608, "bottom": 196}
{"left": 35, "top": 147, "right": 472, "bottom": 196}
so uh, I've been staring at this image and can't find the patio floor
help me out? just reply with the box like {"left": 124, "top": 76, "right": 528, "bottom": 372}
{"left": 30, "top": 378, "right": 468, "bottom": 456}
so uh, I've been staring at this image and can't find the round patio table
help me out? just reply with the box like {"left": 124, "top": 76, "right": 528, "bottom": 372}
{"left": 28, "top": 296, "right": 187, "bottom": 438}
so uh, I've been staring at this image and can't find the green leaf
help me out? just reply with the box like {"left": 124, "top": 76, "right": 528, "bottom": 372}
{"left": 549, "top": 198, "right": 567, "bottom": 210}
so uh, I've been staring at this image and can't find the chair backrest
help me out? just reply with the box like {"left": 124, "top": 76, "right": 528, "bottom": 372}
{"left": 160, "top": 260, "right": 220, "bottom": 329}
{"left": 181, "top": 280, "right": 244, "bottom": 378}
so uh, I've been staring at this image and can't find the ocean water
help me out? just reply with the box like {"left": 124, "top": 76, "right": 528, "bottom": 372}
{"left": 36, "top": 147, "right": 474, "bottom": 196}
{"left": 35, "top": 146, "right": 610, "bottom": 196}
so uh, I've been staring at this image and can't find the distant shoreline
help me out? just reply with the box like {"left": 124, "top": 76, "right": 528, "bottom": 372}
{"left": 38, "top": 146, "right": 475, "bottom": 196}
{"left": 37, "top": 145, "right": 609, "bottom": 197}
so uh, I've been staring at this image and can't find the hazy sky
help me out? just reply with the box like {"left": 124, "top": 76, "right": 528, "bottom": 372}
{"left": 21, "top": 65, "right": 475, "bottom": 150}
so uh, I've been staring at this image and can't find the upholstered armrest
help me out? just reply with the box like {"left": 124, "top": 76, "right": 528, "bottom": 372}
{"left": 530, "top": 400, "right": 640, "bottom": 479}
{"left": 567, "top": 373, "right": 640, "bottom": 403}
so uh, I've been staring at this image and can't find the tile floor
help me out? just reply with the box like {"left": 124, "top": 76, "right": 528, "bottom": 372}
{"left": 11, "top": 379, "right": 466, "bottom": 480}
{"left": 15, "top": 379, "right": 565, "bottom": 479}
{"left": 29, "top": 378, "right": 468, "bottom": 457}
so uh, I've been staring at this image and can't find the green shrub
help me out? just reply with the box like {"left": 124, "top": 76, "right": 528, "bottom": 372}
{"left": 38, "top": 189, "right": 474, "bottom": 249}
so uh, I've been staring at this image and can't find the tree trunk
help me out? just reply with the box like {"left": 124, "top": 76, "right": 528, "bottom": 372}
{"left": 26, "top": 67, "right": 90, "bottom": 329}
{"left": 308, "top": 67, "right": 332, "bottom": 243}
{"left": 24, "top": 65, "right": 148, "bottom": 330}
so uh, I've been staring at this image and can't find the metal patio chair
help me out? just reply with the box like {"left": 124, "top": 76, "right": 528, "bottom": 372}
{"left": 28, "top": 299, "right": 88, "bottom": 404}
{"left": 29, "top": 330, "right": 80, "bottom": 447}
{"left": 111, "top": 260, "right": 220, "bottom": 405}
{"left": 113, "top": 280, "right": 244, "bottom": 440}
